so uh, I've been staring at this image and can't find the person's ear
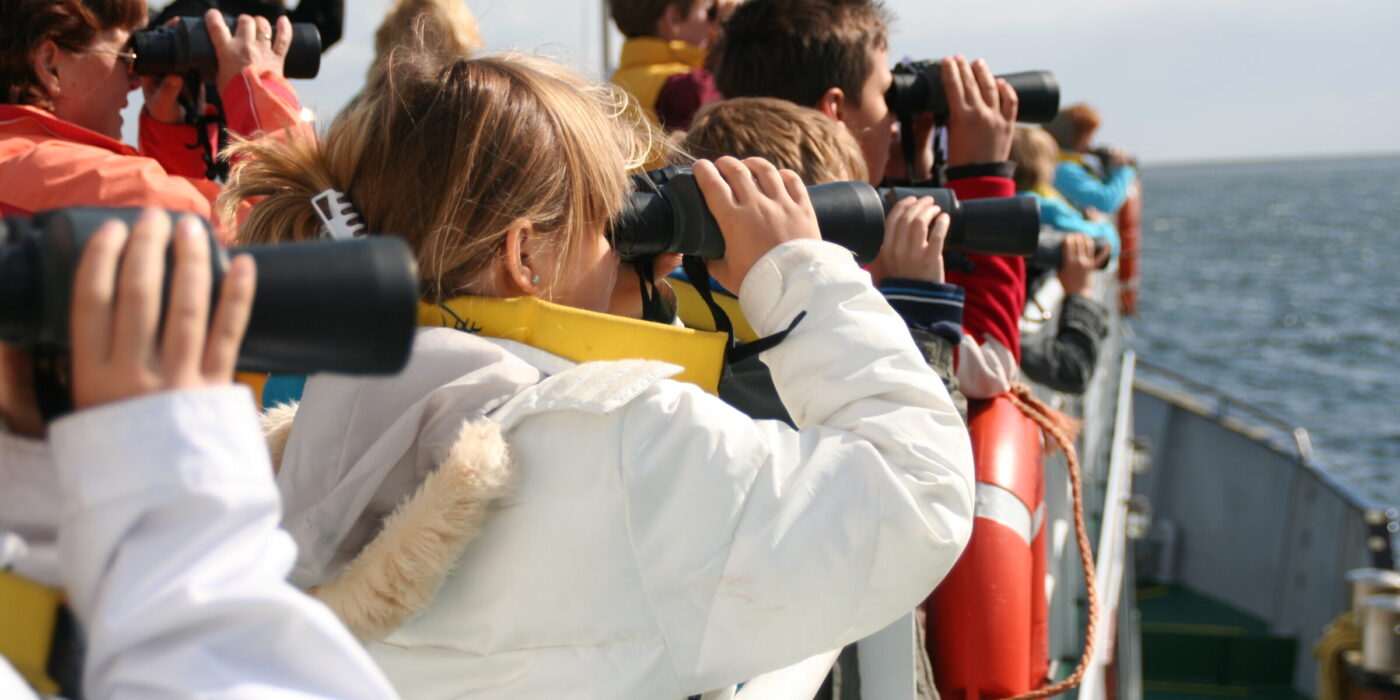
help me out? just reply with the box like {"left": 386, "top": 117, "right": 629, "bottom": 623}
{"left": 656, "top": 2, "right": 684, "bottom": 39}
{"left": 815, "top": 87, "right": 845, "bottom": 121}
{"left": 29, "top": 40, "right": 63, "bottom": 100}
{"left": 496, "top": 219, "right": 542, "bottom": 297}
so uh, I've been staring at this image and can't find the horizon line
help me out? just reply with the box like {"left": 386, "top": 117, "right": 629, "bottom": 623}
{"left": 1143, "top": 151, "right": 1400, "bottom": 169}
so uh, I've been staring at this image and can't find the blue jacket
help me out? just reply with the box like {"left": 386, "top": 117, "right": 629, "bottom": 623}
{"left": 1054, "top": 156, "right": 1136, "bottom": 214}
{"left": 1025, "top": 190, "right": 1120, "bottom": 258}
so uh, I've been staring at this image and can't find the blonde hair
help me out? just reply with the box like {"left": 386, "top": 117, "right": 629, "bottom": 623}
{"left": 681, "top": 97, "right": 868, "bottom": 184}
{"left": 373, "top": 0, "right": 483, "bottom": 72}
{"left": 220, "top": 51, "right": 663, "bottom": 302}
{"left": 1010, "top": 126, "right": 1058, "bottom": 192}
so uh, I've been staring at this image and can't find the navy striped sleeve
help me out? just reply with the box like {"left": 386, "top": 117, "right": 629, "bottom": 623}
{"left": 877, "top": 278, "right": 964, "bottom": 346}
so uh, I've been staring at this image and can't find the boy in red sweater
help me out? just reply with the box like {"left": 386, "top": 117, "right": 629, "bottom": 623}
{"left": 709, "top": 0, "right": 1026, "bottom": 397}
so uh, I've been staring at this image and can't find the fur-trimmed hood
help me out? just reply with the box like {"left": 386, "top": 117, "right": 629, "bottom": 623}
{"left": 268, "top": 329, "right": 542, "bottom": 641}
{"left": 265, "top": 404, "right": 513, "bottom": 641}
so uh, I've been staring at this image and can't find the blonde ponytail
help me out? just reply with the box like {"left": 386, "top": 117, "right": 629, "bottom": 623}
{"left": 220, "top": 49, "right": 669, "bottom": 304}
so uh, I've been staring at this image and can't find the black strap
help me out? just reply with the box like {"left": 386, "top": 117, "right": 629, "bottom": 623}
{"left": 930, "top": 119, "right": 947, "bottom": 187}
{"left": 899, "top": 115, "right": 919, "bottom": 185}
{"left": 729, "top": 311, "right": 806, "bottom": 365}
{"left": 680, "top": 256, "right": 807, "bottom": 371}
{"left": 631, "top": 256, "right": 674, "bottom": 325}
{"left": 46, "top": 603, "right": 86, "bottom": 699}
{"left": 896, "top": 117, "right": 948, "bottom": 187}
{"left": 33, "top": 352, "right": 72, "bottom": 422}
{"left": 681, "top": 255, "right": 734, "bottom": 340}
{"left": 180, "top": 77, "right": 231, "bottom": 182}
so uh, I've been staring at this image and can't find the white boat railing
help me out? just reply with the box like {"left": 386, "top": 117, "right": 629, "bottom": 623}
{"left": 1077, "top": 350, "right": 1137, "bottom": 699}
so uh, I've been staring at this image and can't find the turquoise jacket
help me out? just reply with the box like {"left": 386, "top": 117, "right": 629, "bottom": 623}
{"left": 1054, "top": 156, "right": 1136, "bottom": 214}
{"left": 1024, "top": 190, "right": 1120, "bottom": 259}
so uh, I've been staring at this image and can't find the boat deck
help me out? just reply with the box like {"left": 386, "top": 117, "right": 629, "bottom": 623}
{"left": 1138, "top": 582, "right": 1309, "bottom": 699}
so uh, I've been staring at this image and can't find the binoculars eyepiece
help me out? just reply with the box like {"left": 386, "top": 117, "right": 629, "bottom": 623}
{"left": 609, "top": 166, "right": 1042, "bottom": 265}
{"left": 0, "top": 208, "right": 417, "bottom": 375}
{"left": 132, "top": 16, "right": 321, "bottom": 79}
{"left": 885, "top": 59, "right": 1060, "bottom": 124}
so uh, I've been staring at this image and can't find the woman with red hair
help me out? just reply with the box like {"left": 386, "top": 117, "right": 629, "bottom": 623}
{"left": 0, "top": 0, "right": 301, "bottom": 235}
{"left": 1046, "top": 102, "right": 1138, "bottom": 215}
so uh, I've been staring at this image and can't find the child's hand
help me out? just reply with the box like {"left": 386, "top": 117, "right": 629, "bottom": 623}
{"left": 942, "top": 56, "right": 1018, "bottom": 168}
{"left": 694, "top": 157, "right": 821, "bottom": 292}
{"left": 1056, "top": 233, "right": 1096, "bottom": 297}
{"left": 208, "top": 9, "right": 293, "bottom": 92}
{"left": 70, "top": 209, "right": 256, "bottom": 410}
{"left": 873, "top": 196, "right": 948, "bottom": 284}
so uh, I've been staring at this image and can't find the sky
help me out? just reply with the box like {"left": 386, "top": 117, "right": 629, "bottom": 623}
{"left": 122, "top": 0, "right": 1400, "bottom": 165}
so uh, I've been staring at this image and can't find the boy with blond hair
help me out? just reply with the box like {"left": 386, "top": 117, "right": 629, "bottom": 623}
{"left": 680, "top": 96, "right": 967, "bottom": 421}
{"left": 680, "top": 94, "right": 959, "bottom": 699}
{"left": 683, "top": 96, "right": 868, "bottom": 183}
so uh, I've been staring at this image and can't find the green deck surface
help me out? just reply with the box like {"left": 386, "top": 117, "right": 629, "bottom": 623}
{"left": 1137, "top": 582, "right": 1307, "bottom": 699}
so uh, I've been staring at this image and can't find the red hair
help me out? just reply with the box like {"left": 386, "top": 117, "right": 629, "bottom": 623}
{"left": 0, "top": 0, "right": 147, "bottom": 108}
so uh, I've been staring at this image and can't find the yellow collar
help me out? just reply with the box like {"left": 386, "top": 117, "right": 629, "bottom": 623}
{"left": 618, "top": 37, "right": 708, "bottom": 70}
{"left": 1059, "top": 150, "right": 1089, "bottom": 166}
{"left": 419, "top": 295, "right": 728, "bottom": 394}
{"left": 0, "top": 570, "right": 65, "bottom": 695}
{"left": 1031, "top": 183, "right": 1067, "bottom": 202}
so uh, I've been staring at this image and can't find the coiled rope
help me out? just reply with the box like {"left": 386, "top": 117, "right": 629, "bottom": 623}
{"left": 1003, "top": 384, "right": 1100, "bottom": 700}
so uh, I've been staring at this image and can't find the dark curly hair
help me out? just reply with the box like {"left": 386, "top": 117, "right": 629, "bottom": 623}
{"left": 0, "top": 0, "right": 147, "bottom": 108}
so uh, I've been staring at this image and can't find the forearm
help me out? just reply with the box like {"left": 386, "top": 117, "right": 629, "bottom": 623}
{"left": 52, "top": 387, "right": 397, "bottom": 699}
{"left": 220, "top": 67, "right": 304, "bottom": 138}
{"left": 0, "top": 433, "right": 60, "bottom": 583}
{"left": 879, "top": 278, "right": 963, "bottom": 342}
{"left": 1057, "top": 162, "right": 1134, "bottom": 213}
{"left": 691, "top": 241, "right": 974, "bottom": 673}
{"left": 138, "top": 113, "right": 210, "bottom": 180}
{"left": 1020, "top": 294, "right": 1108, "bottom": 394}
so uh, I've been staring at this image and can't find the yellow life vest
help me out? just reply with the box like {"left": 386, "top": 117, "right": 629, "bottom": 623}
{"left": 1031, "top": 183, "right": 1070, "bottom": 204}
{"left": 0, "top": 570, "right": 67, "bottom": 695}
{"left": 1058, "top": 150, "right": 1089, "bottom": 166}
{"left": 668, "top": 278, "right": 759, "bottom": 343}
{"left": 418, "top": 295, "right": 729, "bottom": 394}
{"left": 610, "top": 37, "right": 707, "bottom": 125}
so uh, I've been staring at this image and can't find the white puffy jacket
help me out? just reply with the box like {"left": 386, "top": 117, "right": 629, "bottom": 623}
{"left": 275, "top": 240, "right": 976, "bottom": 699}
{"left": 0, "top": 387, "right": 398, "bottom": 699}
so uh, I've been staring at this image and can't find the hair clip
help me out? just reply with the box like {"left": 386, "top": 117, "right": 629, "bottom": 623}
{"left": 311, "top": 189, "right": 367, "bottom": 241}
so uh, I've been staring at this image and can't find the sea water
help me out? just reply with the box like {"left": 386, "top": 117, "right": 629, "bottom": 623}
{"left": 1134, "top": 155, "right": 1400, "bottom": 505}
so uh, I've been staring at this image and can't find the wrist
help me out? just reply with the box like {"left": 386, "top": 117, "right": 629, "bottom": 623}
{"left": 946, "top": 161, "right": 1016, "bottom": 181}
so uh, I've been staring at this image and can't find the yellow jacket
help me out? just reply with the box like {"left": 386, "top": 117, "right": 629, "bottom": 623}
{"left": 611, "top": 37, "right": 707, "bottom": 123}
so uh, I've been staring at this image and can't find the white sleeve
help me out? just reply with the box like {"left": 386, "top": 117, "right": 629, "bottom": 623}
{"left": 49, "top": 386, "right": 399, "bottom": 700}
{"left": 0, "top": 432, "right": 60, "bottom": 583}
{"left": 0, "top": 658, "right": 40, "bottom": 700}
{"left": 620, "top": 240, "right": 976, "bottom": 692}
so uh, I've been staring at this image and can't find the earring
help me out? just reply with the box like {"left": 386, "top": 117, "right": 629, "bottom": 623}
{"left": 531, "top": 274, "right": 541, "bottom": 286}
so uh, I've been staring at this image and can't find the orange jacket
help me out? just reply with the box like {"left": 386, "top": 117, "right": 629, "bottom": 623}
{"left": 0, "top": 68, "right": 301, "bottom": 241}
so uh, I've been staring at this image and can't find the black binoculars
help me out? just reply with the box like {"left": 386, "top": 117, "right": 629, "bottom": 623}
{"left": 0, "top": 208, "right": 416, "bottom": 375}
{"left": 133, "top": 16, "right": 322, "bottom": 79}
{"left": 885, "top": 59, "right": 1060, "bottom": 124}
{"left": 1031, "top": 229, "right": 1112, "bottom": 271}
{"left": 610, "top": 166, "right": 1042, "bottom": 265}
